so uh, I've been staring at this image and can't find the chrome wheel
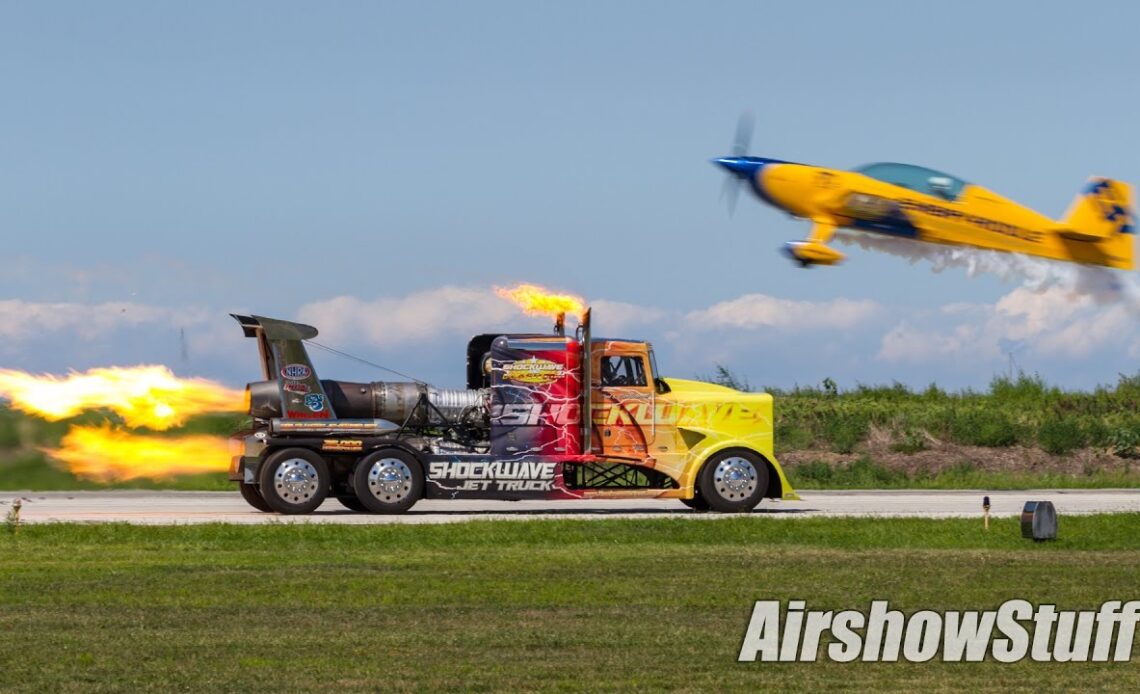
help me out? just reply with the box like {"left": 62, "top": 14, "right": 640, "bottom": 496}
{"left": 366, "top": 458, "right": 413, "bottom": 503}
{"left": 713, "top": 456, "right": 758, "bottom": 501}
{"left": 274, "top": 458, "right": 320, "bottom": 505}
{"left": 258, "top": 448, "right": 330, "bottom": 515}
{"left": 353, "top": 450, "right": 423, "bottom": 514}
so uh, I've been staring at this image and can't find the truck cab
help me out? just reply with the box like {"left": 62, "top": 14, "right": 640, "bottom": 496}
{"left": 588, "top": 339, "right": 795, "bottom": 508}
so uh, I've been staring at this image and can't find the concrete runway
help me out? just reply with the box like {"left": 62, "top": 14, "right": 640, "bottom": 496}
{"left": 1, "top": 489, "right": 1137, "bottom": 525}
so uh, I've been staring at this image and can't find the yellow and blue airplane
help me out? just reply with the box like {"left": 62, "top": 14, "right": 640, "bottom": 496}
{"left": 714, "top": 122, "right": 1135, "bottom": 269}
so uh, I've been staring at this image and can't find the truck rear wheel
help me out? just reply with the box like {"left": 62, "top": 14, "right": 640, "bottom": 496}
{"left": 697, "top": 450, "right": 768, "bottom": 513}
{"left": 258, "top": 448, "right": 330, "bottom": 514}
{"left": 352, "top": 449, "right": 423, "bottom": 514}
{"left": 238, "top": 482, "right": 273, "bottom": 512}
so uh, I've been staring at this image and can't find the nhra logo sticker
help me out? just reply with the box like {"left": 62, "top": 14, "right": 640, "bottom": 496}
{"left": 502, "top": 357, "right": 564, "bottom": 385}
{"left": 281, "top": 363, "right": 312, "bottom": 380}
{"left": 282, "top": 382, "right": 310, "bottom": 394}
{"left": 304, "top": 393, "right": 325, "bottom": 412}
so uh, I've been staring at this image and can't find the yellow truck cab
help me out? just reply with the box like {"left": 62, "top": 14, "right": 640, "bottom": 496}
{"left": 588, "top": 338, "right": 798, "bottom": 510}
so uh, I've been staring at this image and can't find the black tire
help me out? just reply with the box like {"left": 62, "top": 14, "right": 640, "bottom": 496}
{"left": 352, "top": 449, "right": 423, "bottom": 514}
{"left": 680, "top": 494, "right": 711, "bottom": 512}
{"left": 697, "top": 450, "right": 769, "bottom": 513}
{"left": 258, "top": 448, "right": 330, "bottom": 514}
{"left": 335, "top": 494, "right": 369, "bottom": 513}
{"left": 238, "top": 482, "right": 273, "bottom": 512}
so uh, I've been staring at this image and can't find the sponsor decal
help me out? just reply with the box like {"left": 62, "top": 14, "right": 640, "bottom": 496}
{"left": 502, "top": 357, "right": 564, "bottom": 385}
{"left": 738, "top": 599, "right": 1140, "bottom": 663}
{"left": 304, "top": 393, "right": 325, "bottom": 412}
{"left": 896, "top": 198, "right": 1041, "bottom": 243}
{"left": 285, "top": 410, "right": 329, "bottom": 419}
{"left": 277, "top": 421, "right": 383, "bottom": 432}
{"left": 283, "top": 382, "right": 310, "bottom": 394}
{"left": 1087, "top": 180, "right": 1133, "bottom": 233}
{"left": 428, "top": 461, "right": 557, "bottom": 492}
{"left": 486, "top": 400, "right": 766, "bottom": 429}
{"left": 490, "top": 402, "right": 579, "bottom": 426}
{"left": 322, "top": 439, "right": 363, "bottom": 453}
{"left": 281, "top": 363, "right": 312, "bottom": 380}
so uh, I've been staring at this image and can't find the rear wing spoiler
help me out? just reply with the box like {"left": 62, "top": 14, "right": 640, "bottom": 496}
{"left": 231, "top": 314, "right": 334, "bottom": 419}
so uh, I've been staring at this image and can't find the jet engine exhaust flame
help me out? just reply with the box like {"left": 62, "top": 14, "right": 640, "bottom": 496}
{"left": 44, "top": 425, "right": 231, "bottom": 482}
{"left": 495, "top": 283, "right": 587, "bottom": 321}
{"left": 0, "top": 365, "right": 245, "bottom": 430}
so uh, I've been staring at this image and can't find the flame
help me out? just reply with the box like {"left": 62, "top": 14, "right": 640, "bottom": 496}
{"left": 495, "top": 283, "right": 587, "bottom": 320}
{"left": 45, "top": 425, "right": 231, "bottom": 482}
{"left": 0, "top": 365, "right": 245, "bottom": 430}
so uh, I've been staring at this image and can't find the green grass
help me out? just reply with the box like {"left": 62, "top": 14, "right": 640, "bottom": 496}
{"left": 787, "top": 457, "right": 1140, "bottom": 490}
{"left": 766, "top": 372, "right": 1140, "bottom": 456}
{"left": 1, "top": 517, "right": 1139, "bottom": 691}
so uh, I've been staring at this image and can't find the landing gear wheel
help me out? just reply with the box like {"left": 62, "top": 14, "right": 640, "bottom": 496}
{"left": 238, "top": 482, "right": 273, "bottom": 512}
{"left": 257, "top": 448, "right": 330, "bottom": 515}
{"left": 680, "top": 494, "right": 711, "bottom": 512}
{"left": 352, "top": 449, "right": 423, "bottom": 514}
{"left": 697, "top": 450, "right": 768, "bottom": 513}
{"left": 335, "top": 494, "right": 369, "bottom": 512}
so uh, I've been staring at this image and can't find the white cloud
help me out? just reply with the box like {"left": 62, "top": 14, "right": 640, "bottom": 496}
{"left": 296, "top": 286, "right": 540, "bottom": 347}
{"left": 685, "top": 294, "right": 881, "bottom": 330}
{"left": 878, "top": 283, "right": 1138, "bottom": 364}
{"left": 878, "top": 322, "right": 987, "bottom": 363}
{"left": 589, "top": 299, "right": 666, "bottom": 332}
{"left": 0, "top": 300, "right": 209, "bottom": 342}
{"left": 2, "top": 279, "right": 1138, "bottom": 390}
{"left": 296, "top": 287, "right": 886, "bottom": 350}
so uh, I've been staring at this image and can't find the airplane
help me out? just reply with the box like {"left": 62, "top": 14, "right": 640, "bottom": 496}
{"left": 713, "top": 117, "right": 1135, "bottom": 269}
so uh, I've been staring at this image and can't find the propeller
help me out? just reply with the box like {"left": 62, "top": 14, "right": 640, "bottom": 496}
{"left": 719, "top": 111, "right": 754, "bottom": 216}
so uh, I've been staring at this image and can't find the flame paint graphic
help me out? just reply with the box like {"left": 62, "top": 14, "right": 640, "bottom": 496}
{"left": 0, "top": 365, "right": 245, "bottom": 430}
{"left": 45, "top": 425, "right": 232, "bottom": 482}
{"left": 495, "top": 283, "right": 587, "bottom": 320}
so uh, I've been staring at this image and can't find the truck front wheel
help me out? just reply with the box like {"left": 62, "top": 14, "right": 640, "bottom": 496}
{"left": 352, "top": 449, "right": 423, "bottom": 514}
{"left": 697, "top": 450, "right": 768, "bottom": 513}
{"left": 257, "top": 448, "right": 331, "bottom": 514}
{"left": 680, "top": 494, "right": 711, "bottom": 511}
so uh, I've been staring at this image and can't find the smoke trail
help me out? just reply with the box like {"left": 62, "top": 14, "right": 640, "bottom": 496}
{"left": 833, "top": 231, "right": 1140, "bottom": 310}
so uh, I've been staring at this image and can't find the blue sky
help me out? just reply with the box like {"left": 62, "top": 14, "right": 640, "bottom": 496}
{"left": 2, "top": 2, "right": 1139, "bottom": 390}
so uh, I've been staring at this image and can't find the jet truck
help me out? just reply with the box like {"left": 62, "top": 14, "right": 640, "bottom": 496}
{"left": 230, "top": 310, "right": 797, "bottom": 514}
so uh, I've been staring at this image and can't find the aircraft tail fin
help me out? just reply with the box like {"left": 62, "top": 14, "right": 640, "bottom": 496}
{"left": 1055, "top": 178, "right": 1135, "bottom": 242}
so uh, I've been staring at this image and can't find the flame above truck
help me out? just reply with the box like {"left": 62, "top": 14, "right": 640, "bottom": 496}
{"left": 230, "top": 309, "right": 797, "bottom": 514}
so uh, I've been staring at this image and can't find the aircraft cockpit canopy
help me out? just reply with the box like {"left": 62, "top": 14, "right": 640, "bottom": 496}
{"left": 854, "top": 162, "right": 968, "bottom": 201}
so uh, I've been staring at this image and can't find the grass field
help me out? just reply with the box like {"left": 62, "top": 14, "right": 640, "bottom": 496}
{"left": 2, "top": 516, "right": 1139, "bottom": 691}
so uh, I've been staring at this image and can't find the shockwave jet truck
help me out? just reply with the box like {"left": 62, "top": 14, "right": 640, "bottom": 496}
{"left": 230, "top": 310, "right": 798, "bottom": 514}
